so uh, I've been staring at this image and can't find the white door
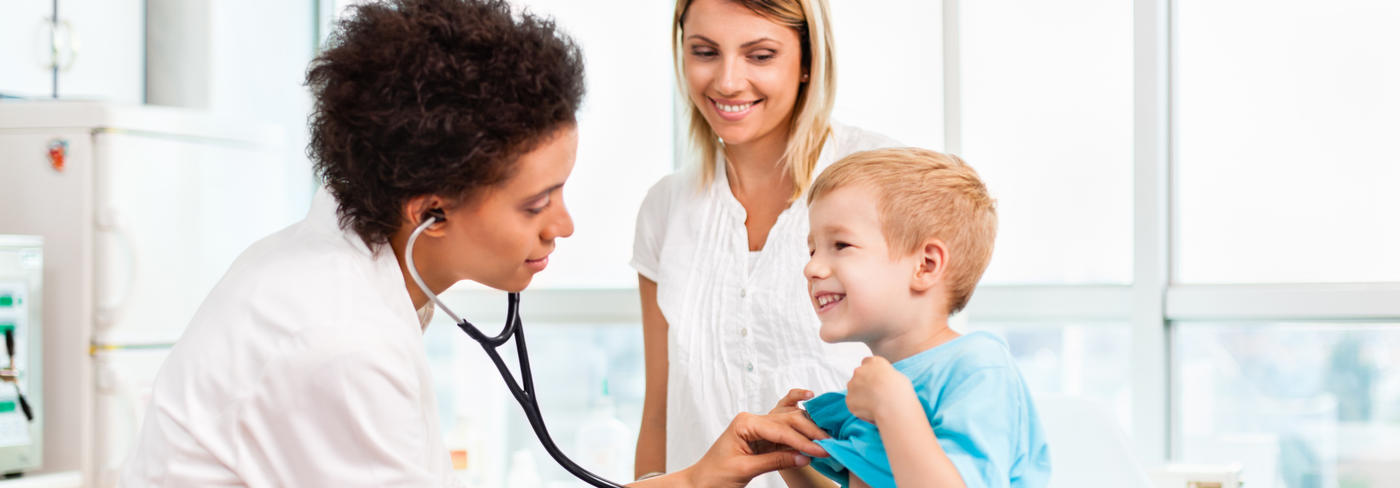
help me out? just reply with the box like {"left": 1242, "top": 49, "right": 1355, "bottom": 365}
{"left": 92, "top": 129, "right": 295, "bottom": 346}
{"left": 0, "top": 1, "right": 54, "bottom": 98}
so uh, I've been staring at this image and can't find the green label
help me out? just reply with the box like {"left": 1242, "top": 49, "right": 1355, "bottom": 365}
{"left": 0, "top": 401, "right": 13, "bottom": 413}
{"left": 0, "top": 295, "right": 12, "bottom": 307}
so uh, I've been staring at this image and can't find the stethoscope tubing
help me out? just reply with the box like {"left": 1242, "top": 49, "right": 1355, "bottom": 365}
{"left": 407, "top": 217, "right": 625, "bottom": 488}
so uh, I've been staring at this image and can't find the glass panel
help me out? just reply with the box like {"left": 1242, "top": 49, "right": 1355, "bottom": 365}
{"left": 828, "top": 0, "right": 944, "bottom": 150}
{"left": 960, "top": 0, "right": 1134, "bottom": 285}
{"left": 1175, "top": 0, "right": 1400, "bottom": 284}
{"left": 965, "top": 322, "right": 1134, "bottom": 435}
{"left": 1174, "top": 322, "right": 1400, "bottom": 488}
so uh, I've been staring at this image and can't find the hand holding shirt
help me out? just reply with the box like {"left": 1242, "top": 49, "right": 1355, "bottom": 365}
{"left": 805, "top": 332, "right": 1052, "bottom": 488}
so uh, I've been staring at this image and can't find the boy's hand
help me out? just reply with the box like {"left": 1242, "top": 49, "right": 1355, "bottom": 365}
{"left": 845, "top": 356, "right": 917, "bottom": 424}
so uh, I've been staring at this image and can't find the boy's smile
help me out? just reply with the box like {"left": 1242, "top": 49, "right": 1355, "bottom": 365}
{"left": 813, "top": 291, "right": 845, "bottom": 313}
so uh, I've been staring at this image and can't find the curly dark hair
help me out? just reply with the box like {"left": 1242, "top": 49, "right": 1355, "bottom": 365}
{"left": 306, "top": 0, "right": 585, "bottom": 246}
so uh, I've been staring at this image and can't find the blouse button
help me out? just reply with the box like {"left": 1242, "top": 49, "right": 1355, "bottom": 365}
{"left": 740, "top": 288, "right": 748, "bottom": 298}
{"left": 746, "top": 362, "right": 754, "bottom": 372}
{"left": 740, "top": 327, "right": 748, "bottom": 337}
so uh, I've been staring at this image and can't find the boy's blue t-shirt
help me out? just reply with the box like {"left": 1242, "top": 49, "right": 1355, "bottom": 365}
{"left": 805, "top": 331, "right": 1052, "bottom": 488}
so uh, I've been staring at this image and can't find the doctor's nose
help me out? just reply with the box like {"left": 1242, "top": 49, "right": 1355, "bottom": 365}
{"left": 544, "top": 200, "right": 574, "bottom": 241}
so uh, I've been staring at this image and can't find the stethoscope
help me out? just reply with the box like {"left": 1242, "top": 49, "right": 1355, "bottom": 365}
{"left": 406, "top": 214, "right": 627, "bottom": 488}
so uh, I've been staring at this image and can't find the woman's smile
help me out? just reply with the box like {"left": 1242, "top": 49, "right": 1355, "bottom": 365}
{"left": 710, "top": 96, "right": 763, "bottom": 121}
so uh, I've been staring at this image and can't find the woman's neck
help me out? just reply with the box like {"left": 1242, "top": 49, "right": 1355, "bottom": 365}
{"left": 723, "top": 125, "right": 792, "bottom": 195}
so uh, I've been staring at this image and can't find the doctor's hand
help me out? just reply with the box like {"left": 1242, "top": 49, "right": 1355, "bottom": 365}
{"left": 764, "top": 389, "right": 829, "bottom": 456}
{"left": 769, "top": 388, "right": 818, "bottom": 416}
{"left": 846, "top": 356, "right": 917, "bottom": 425}
{"left": 676, "top": 410, "right": 831, "bottom": 488}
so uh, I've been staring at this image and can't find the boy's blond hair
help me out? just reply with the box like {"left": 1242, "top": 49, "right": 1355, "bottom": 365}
{"left": 808, "top": 148, "right": 997, "bottom": 313}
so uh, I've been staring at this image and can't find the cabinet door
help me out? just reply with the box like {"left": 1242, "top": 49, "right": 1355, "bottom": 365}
{"left": 55, "top": 0, "right": 144, "bottom": 104}
{"left": 92, "top": 130, "right": 294, "bottom": 345}
{"left": 0, "top": 1, "right": 54, "bottom": 98}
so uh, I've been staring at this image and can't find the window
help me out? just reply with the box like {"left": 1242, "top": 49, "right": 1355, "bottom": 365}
{"left": 1168, "top": 2, "right": 1400, "bottom": 486}
{"left": 372, "top": 1, "right": 1400, "bottom": 487}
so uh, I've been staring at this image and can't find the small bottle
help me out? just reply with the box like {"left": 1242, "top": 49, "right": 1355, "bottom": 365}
{"left": 507, "top": 449, "right": 543, "bottom": 488}
{"left": 445, "top": 414, "right": 473, "bottom": 486}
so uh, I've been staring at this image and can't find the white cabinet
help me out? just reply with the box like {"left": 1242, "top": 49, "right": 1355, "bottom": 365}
{"left": 0, "top": 0, "right": 144, "bottom": 104}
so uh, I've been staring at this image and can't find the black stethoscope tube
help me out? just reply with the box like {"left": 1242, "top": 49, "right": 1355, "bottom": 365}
{"left": 455, "top": 293, "right": 625, "bottom": 488}
{"left": 407, "top": 217, "right": 625, "bottom": 488}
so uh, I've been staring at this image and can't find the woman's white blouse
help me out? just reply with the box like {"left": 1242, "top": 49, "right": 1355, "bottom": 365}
{"left": 632, "top": 122, "right": 901, "bottom": 486}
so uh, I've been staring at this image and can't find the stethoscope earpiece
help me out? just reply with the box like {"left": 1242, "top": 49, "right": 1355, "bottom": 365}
{"left": 422, "top": 208, "right": 446, "bottom": 225}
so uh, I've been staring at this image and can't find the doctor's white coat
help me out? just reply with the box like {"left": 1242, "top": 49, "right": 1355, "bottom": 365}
{"left": 121, "top": 189, "right": 453, "bottom": 487}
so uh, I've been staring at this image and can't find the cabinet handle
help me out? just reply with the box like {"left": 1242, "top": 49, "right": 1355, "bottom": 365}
{"left": 95, "top": 208, "right": 138, "bottom": 332}
{"left": 52, "top": 19, "right": 79, "bottom": 73}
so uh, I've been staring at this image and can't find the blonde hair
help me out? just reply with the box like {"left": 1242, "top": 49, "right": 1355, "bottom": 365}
{"left": 808, "top": 148, "right": 998, "bottom": 313}
{"left": 673, "top": 0, "right": 837, "bottom": 201}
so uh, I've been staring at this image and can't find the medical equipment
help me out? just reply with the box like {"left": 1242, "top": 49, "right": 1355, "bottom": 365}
{"left": 406, "top": 216, "right": 626, "bottom": 488}
{"left": 0, "top": 236, "right": 43, "bottom": 474}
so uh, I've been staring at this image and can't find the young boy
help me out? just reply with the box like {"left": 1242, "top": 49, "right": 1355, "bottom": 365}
{"left": 778, "top": 148, "right": 1051, "bottom": 488}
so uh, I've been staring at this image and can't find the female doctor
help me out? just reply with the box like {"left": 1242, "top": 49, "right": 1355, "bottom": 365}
{"left": 119, "top": 0, "right": 829, "bottom": 486}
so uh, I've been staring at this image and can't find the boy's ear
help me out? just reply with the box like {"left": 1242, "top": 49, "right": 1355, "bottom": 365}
{"left": 403, "top": 194, "right": 452, "bottom": 237}
{"left": 911, "top": 238, "right": 948, "bottom": 292}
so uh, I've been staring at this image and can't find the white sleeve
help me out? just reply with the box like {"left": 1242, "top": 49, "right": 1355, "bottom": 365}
{"left": 232, "top": 342, "right": 445, "bottom": 487}
{"left": 631, "top": 175, "right": 675, "bottom": 282}
{"left": 847, "top": 126, "right": 905, "bottom": 152}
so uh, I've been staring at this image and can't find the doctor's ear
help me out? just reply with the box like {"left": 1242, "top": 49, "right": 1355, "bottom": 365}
{"left": 404, "top": 195, "right": 452, "bottom": 235}
{"left": 910, "top": 238, "right": 949, "bottom": 292}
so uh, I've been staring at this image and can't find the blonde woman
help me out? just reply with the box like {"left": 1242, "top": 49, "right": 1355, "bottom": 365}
{"left": 632, "top": 0, "right": 900, "bottom": 484}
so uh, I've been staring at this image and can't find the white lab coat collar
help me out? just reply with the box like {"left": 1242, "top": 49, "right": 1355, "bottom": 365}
{"left": 308, "top": 188, "right": 434, "bottom": 332}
